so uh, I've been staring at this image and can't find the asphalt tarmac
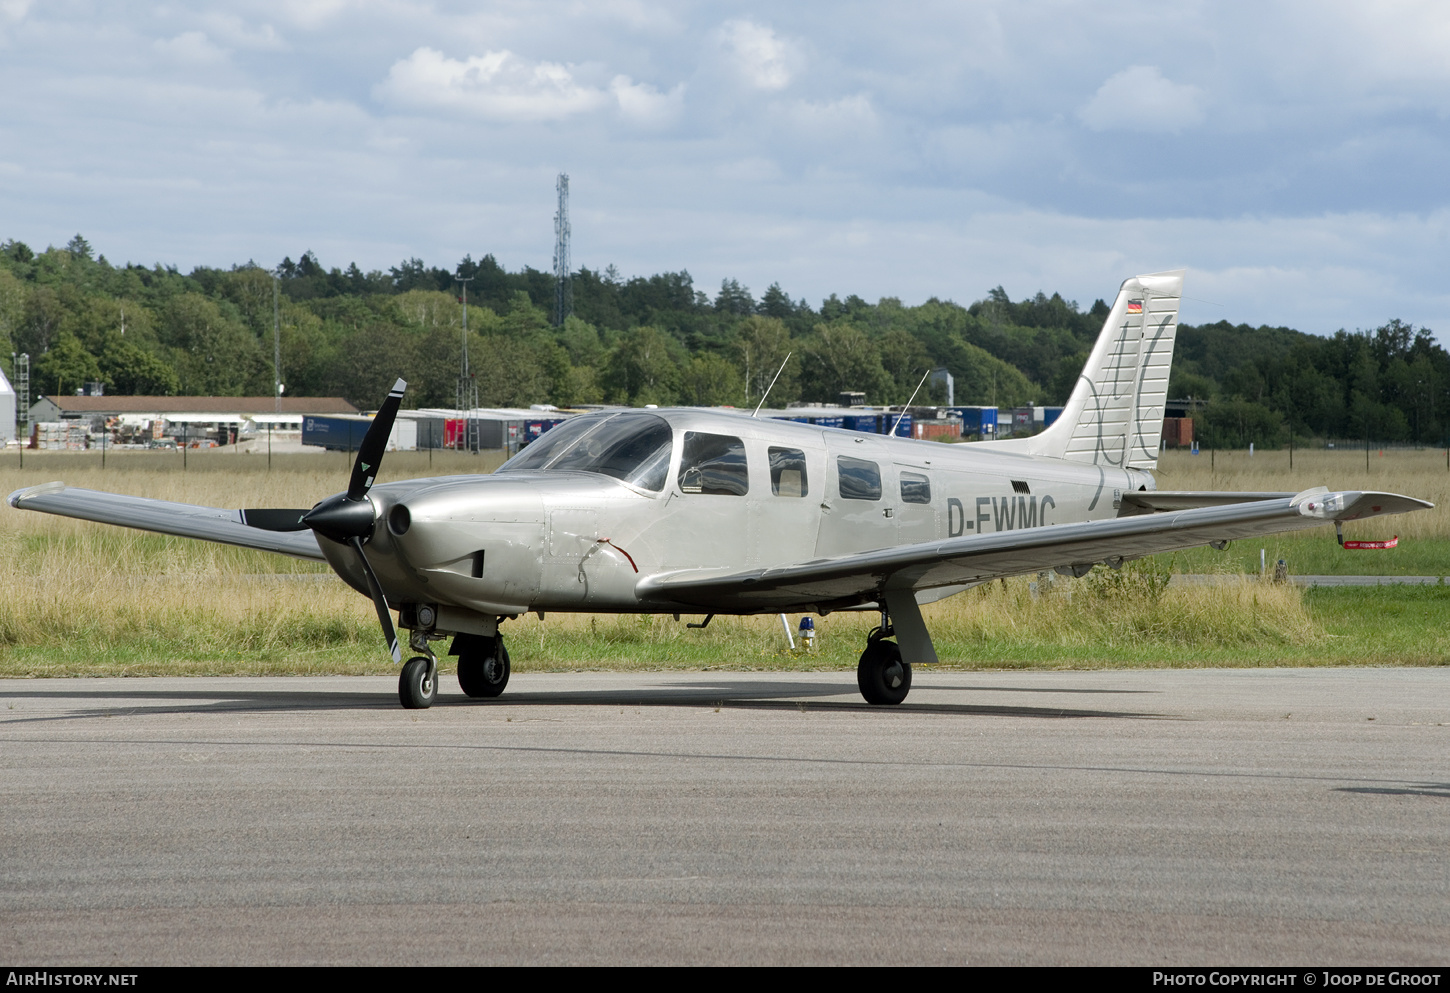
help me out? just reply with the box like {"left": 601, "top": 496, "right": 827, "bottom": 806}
{"left": 2, "top": 668, "right": 1447, "bottom": 966}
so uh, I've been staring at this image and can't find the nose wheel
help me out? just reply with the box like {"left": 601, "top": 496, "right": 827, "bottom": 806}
{"left": 399, "top": 655, "right": 438, "bottom": 709}
{"left": 857, "top": 638, "right": 911, "bottom": 705}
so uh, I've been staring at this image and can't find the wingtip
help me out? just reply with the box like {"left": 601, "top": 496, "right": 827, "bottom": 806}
{"left": 8, "top": 481, "right": 66, "bottom": 508}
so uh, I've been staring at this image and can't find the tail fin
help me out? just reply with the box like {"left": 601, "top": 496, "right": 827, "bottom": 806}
{"left": 993, "top": 268, "right": 1184, "bottom": 471}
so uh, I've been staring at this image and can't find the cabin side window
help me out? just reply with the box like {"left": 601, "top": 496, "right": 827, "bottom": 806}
{"left": 900, "top": 471, "right": 931, "bottom": 505}
{"left": 678, "top": 432, "right": 749, "bottom": 496}
{"left": 769, "top": 447, "right": 809, "bottom": 497}
{"left": 837, "top": 456, "right": 881, "bottom": 501}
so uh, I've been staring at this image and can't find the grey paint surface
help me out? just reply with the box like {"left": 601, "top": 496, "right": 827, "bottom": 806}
{"left": 2, "top": 669, "right": 1448, "bottom": 966}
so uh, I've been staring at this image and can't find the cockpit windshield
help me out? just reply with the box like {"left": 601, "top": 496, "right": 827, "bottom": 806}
{"left": 496, "top": 412, "right": 673, "bottom": 492}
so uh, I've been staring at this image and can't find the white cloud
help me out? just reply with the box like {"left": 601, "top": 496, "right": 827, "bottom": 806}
{"left": 717, "top": 19, "right": 793, "bottom": 91}
{"left": 777, "top": 94, "right": 877, "bottom": 141}
{"left": 1078, "top": 65, "right": 1206, "bottom": 133}
{"left": 573, "top": 0, "right": 682, "bottom": 35}
{"left": 277, "top": 0, "right": 350, "bottom": 31}
{"left": 0, "top": 0, "right": 30, "bottom": 22}
{"left": 610, "top": 75, "right": 684, "bottom": 127}
{"left": 376, "top": 47, "right": 610, "bottom": 121}
{"left": 152, "top": 31, "right": 228, "bottom": 67}
{"left": 200, "top": 14, "right": 285, "bottom": 52}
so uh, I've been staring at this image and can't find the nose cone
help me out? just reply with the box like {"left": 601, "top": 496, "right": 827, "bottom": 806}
{"left": 301, "top": 493, "right": 376, "bottom": 543}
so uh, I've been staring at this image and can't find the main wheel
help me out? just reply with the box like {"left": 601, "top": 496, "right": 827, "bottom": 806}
{"left": 857, "top": 640, "right": 911, "bottom": 705}
{"left": 457, "top": 637, "right": 510, "bottom": 698}
{"left": 399, "top": 656, "right": 437, "bottom": 709}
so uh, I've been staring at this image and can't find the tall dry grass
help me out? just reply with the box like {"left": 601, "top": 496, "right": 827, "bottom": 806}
{"left": 493, "top": 563, "right": 1322, "bottom": 672}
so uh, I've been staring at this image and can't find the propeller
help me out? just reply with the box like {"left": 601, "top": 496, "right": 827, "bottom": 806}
{"left": 240, "top": 379, "right": 409, "bottom": 662}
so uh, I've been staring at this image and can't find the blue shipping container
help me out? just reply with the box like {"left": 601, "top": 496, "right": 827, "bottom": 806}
{"left": 302, "top": 415, "right": 371, "bottom": 451}
{"left": 950, "top": 406, "right": 998, "bottom": 438}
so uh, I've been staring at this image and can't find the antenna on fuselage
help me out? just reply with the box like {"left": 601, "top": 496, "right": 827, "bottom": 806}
{"left": 751, "top": 352, "right": 792, "bottom": 418}
{"left": 888, "top": 369, "right": 932, "bottom": 437}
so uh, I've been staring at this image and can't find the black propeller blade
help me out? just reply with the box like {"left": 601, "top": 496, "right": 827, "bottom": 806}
{"left": 348, "top": 378, "right": 407, "bottom": 501}
{"left": 351, "top": 535, "right": 401, "bottom": 663}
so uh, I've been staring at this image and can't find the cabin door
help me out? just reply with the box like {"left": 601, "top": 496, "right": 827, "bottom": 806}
{"left": 815, "top": 435, "right": 899, "bottom": 558}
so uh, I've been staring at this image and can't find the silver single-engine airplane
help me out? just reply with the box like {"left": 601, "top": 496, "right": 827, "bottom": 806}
{"left": 9, "top": 269, "right": 1433, "bottom": 708}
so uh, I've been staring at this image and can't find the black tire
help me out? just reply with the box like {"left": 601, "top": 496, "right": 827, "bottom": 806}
{"left": 857, "top": 640, "right": 911, "bottom": 705}
{"left": 457, "top": 637, "right": 510, "bottom": 698}
{"left": 399, "top": 656, "right": 437, "bottom": 709}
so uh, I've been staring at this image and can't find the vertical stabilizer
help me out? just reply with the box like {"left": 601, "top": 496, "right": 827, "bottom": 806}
{"left": 990, "top": 269, "right": 1184, "bottom": 471}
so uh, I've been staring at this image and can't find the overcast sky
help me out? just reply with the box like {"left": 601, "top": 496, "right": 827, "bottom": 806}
{"left": 3, "top": 1, "right": 1448, "bottom": 336}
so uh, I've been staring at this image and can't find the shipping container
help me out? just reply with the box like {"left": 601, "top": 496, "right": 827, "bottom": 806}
{"left": 950, "top": 406, "right": 998, "bottom": 440}
{"left": 1161, "top": 416, "right": 1194, "bottom": 447}
{"left": 913, "top": 421, "right": 962, "bottom": 441}
{"left": 302, "top": 415, "right": 371, "bottom": 452}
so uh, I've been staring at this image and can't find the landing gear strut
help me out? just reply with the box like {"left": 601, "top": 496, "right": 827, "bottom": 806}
{"left": 857, "top": 621, "right": 911, "bottom": 705}
{"left": 456, "top": 633, "right": 510, "bottom": 698}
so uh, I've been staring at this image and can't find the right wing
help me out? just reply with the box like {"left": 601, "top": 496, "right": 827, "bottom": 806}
{"left": 7, "top": 483, "right": 325, "bottom": 561}
{"left": 637, "top": 487, "right": 1432, "bottom": 613}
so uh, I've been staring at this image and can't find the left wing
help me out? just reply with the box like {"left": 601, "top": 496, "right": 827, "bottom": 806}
{"left": 637, "top": 488, "right": 1431, "bottom": 612}
{"left": 7, "top": 483, "right": 325, "bottom": 561}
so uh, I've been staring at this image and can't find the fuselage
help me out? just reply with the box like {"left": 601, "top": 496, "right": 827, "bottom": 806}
{"left": 318, "top": 408, "right": 1153, "bottom": 622}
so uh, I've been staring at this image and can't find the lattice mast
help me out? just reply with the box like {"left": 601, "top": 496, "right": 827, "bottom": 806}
{"left": 15, "top": 352, "right": 28, "bottom": 445}
{"left": 553, "top": 173, "right": 571, "bottom": 326}
{"left": 455, "top": 276, "right": 478, "bottom": 450}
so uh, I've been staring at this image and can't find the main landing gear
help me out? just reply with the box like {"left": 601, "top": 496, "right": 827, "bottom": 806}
{"left": 857, "top": 624, "right": 911, "bottom": 706}
{"left": 456, "top": 633, "right": 510, "bottom": 699}
{"left": 854, "top": 592, "right": 938, "bottom": 705}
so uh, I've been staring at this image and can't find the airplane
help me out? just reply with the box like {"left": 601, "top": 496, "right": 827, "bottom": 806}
{"left": 8, "top": 269, "right": 1433, "bottom": 709}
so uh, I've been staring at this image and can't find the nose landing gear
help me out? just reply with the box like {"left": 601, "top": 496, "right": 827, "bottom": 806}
{"left": 399, "top": 627, "right": 443, "bottom": 709}
{"left": 399, "top": 654, "right": 438, "bottom": 709}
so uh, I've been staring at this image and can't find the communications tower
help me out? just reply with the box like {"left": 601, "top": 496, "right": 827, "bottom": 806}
{"left": 553, "top": 173, "right": 571, "bottom": 326}
{"left": 455, "top": 277, "right": 479, "bottom": 451}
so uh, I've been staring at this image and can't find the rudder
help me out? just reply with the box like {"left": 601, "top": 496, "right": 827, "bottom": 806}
{"left": 991, "top": 269, "right": 1184, "bottom": 471}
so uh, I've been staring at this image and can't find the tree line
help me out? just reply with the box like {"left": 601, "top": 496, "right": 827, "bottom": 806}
{"left": 0, "top": 235, "right": 1444, "bottom": 449}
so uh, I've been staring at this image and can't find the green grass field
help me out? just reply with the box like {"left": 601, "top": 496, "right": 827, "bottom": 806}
{"left": 0, "top": 446, "right": 1446, "bottom": 677}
